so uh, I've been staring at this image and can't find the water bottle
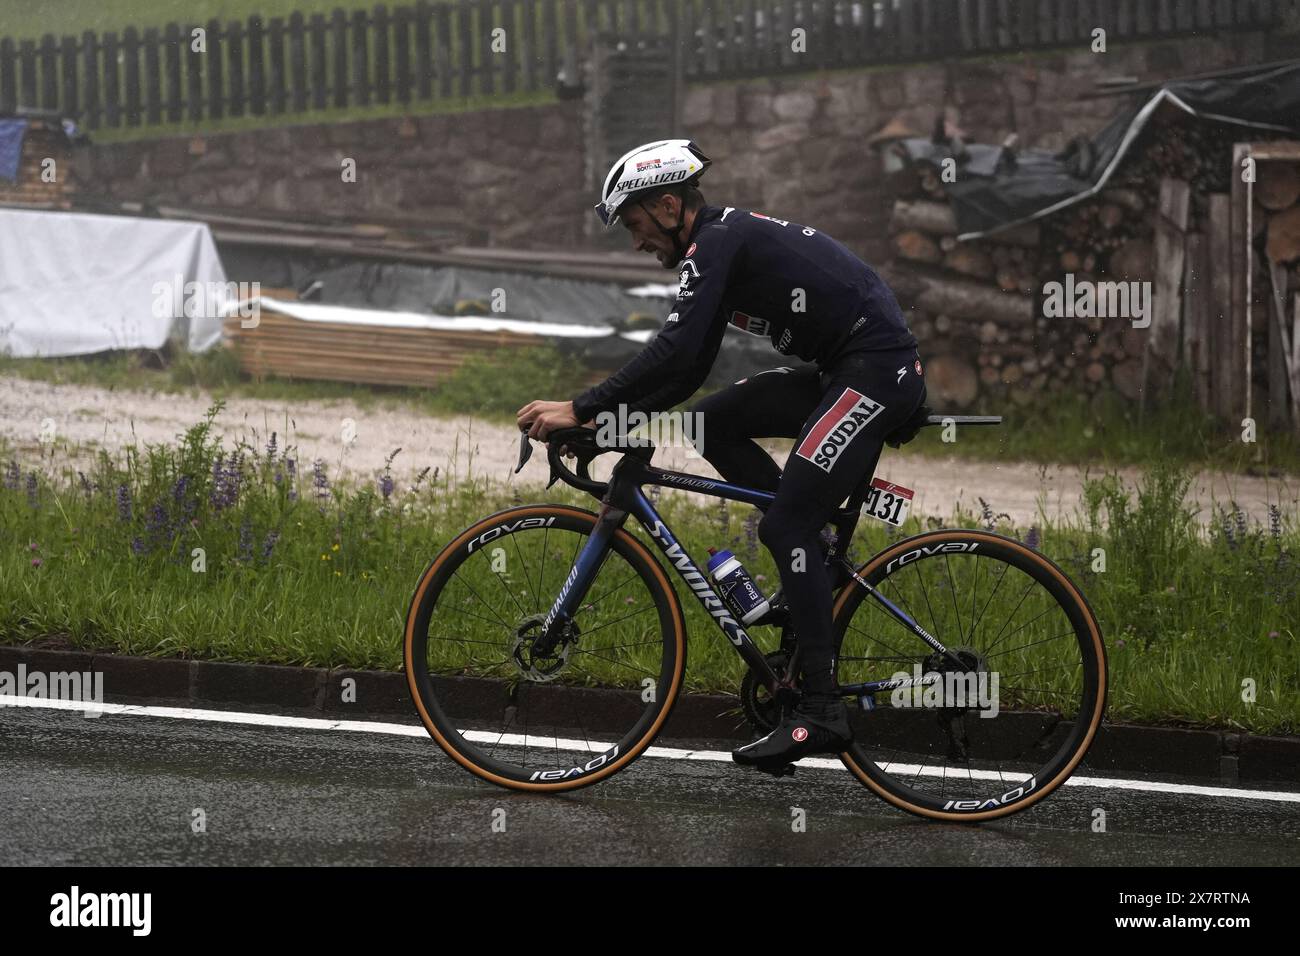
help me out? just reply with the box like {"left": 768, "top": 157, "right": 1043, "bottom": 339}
{"left": 706, "top": 548, "right": 771, "bottom": 625}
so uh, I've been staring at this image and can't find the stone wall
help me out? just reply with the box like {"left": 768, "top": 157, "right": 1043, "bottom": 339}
{"left": 75, "top": 102, "right": 586, "bottom": 248}
{"left": 70, "top": 29, "right": 1299, "bottom": 413}
{"left": 681, "top": 31, "right": 1275, "bottom": 265}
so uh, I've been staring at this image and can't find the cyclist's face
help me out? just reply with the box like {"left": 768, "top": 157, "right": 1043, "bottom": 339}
{"left": 621, "top": 197, "right": 683, "bottom": 268}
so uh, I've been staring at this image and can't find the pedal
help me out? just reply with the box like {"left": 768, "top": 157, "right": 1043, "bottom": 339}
{"left": 755, "top": 762, "right": 797, "bottom": 778}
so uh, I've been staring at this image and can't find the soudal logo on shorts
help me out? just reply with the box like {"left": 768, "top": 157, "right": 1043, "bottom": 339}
{"left": 795, "top": 388, "right": 885, "bottom": 473}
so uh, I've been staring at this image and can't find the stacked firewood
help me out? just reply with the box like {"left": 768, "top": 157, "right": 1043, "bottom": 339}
{"left": 884, "top": 104, "right": 1298, "bottom": 415}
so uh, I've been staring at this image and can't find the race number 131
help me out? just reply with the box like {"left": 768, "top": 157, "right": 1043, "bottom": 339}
{"left": 862, "top": 478, "right": 915, "bottom": 527}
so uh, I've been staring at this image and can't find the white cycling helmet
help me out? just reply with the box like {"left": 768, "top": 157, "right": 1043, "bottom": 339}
{"left": 594, "top": 138, "right": 711, "bottom": 228}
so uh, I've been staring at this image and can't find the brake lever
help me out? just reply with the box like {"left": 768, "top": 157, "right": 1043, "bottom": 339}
{"left": 514, "top": 426, "right": 533, "bottom": 474}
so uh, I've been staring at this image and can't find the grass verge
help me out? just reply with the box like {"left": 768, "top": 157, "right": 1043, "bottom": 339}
{"left": 1, "top": 401, "right": 1296, "bottom": 735}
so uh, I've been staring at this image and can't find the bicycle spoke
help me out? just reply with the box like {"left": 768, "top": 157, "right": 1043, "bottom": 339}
{"left": 985, "top": 630, "right": 1076, "bottom": 659}
{"left": 943, "top": 553, "right": 965, "bottom": 642}
{"left": 832, "top": 537, "right": 1101, "bottom": 818}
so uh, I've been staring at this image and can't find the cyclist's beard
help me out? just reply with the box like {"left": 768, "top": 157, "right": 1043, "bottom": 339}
{"left": 639, "top": 200, "right": 688, "bottom": 269}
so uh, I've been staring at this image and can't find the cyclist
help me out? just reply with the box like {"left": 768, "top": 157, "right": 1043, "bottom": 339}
{"left": 517, "top": 138, "right": 926, "bottom": 769}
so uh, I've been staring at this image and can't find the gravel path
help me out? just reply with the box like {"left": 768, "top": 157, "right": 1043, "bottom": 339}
{"left": 3, "top": 375, "right": 1296, "bottom": 529}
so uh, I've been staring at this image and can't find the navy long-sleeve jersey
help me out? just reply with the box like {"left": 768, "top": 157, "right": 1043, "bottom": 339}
{"left": 571, "top": 204, "right": 917, "bottom": 423}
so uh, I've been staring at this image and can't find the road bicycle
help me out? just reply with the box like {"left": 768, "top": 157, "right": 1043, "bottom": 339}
{"left": 404, "top": 407, "right": 1107, "bottom": 821}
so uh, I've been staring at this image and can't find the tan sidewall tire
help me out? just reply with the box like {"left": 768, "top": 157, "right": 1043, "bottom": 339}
{"left": 833, "top": 530, "right": 1107, "bottom": 822}
{"left": 403, "top": 505, "right": 687, "bottom": 792}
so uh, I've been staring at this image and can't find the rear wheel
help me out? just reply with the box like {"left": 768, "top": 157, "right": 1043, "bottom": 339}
{"left": 832, "top": 530, "right": 1107, "bottom": 822}
{"left": 404, "top": 505, "right": 686, "bottom": 791}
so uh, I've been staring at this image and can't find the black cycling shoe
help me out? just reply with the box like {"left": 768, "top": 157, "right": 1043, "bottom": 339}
{"left": 732, "top": 692, "right": 853, "bottom": 768}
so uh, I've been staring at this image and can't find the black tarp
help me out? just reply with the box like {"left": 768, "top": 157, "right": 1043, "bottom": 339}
{"left": 219, "top": 245, "right": 783, "bottom": 389}
{"left": 901, "top": 61, "right": 1300, "bottom": 240}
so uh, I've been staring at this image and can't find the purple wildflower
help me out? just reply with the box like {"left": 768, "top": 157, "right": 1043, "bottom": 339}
{"left": 145, "top": 502, "right": 170, "bottom": 548}
{"left": 30, "top": 557, "right": 42, "bottom": 568}
{"left": 380, "top": 473, "right": 394, "bottom": 500}
{"left": 238, "top": 517, "right": 253, "bottom": 563}
{"left": 131, "top": 537, "right": 146, "bottom": 555}
{"left": 261, "top": 529, "right": 281, "bottom": 562}
{"left": 743, "top": 511, "right": 760, "bottom": 563}
{"left": 266, "top": 431, "right": 278, "bottom": 462}
{"left": 117, "top": 484, "right": 132, "bottom": 522}
{"left": 1221, "top": 509, "right": 1238, "bottom": 550}
{"left": 25, "top": 472, "right": 38, "bottom": 508}
{"left": 1025, "top": 526, "right": 1040, "bottom": 550}
{"left": 3, "top": 460, "right": 18, "bottom": 491}
{"left": 312, "top": 459, "right": 329, "bottom": 498}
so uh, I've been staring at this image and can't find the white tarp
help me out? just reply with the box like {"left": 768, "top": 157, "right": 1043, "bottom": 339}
{"left": 0, "top": 209, "right": 227, "bottom": 357}
{"left": 245, "top": 296, "right": 617, "bottom": 338}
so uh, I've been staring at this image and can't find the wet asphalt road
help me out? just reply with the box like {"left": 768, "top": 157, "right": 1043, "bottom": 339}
{"left": 1, "top": 704, "right": 1298, "bottom": 866}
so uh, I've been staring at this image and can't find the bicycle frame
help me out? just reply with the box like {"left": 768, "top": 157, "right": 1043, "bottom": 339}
{"left": 537, "top": 447, "right": 967, "bottom": 701}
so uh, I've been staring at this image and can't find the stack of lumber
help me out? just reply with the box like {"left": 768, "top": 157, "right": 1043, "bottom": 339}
{"left": 222, "top": 297, "right": 610, "bottom": 390}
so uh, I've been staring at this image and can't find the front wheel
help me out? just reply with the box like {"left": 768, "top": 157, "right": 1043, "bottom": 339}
{"left": 832, "top": 530, "right": 1107, "bottom": 822}
{"left": 404, "top": 505, "right": 687, "bottom": 792}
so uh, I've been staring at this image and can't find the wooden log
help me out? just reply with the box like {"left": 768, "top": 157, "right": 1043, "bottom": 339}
{"left": 1207, "top": 193, "right": 1235, "bottom": 421}
{"left": 1101, "top": 188, "right": 1145, "bottom": 213}
{"left": 1266, "top": 259, "right": 1293, "bottom": 429}
{"left": 890, "top": 199, "right": 1040, "bottom": 246}
{"left": 1258, "top": 161, "right": 1300, "bottom": 212}
{"left": 1148, "top": 177, "right": 1190, "bottom": 383}
{"left": 894, "top": 230, "right": 942, "bottom": 264}
{"left": 1295, "top": 292, "right": 1300, "bottom": 432}
{"left": 1266, "top": 205, "right": 1300, "bottom": 264}
{"left": 922, "top": 354, "right": 980, "bottom": 407}
{"left": 892, "top": 199, "right": 958, "bottom": 235}
{"left": 942, "top": 245, "right": 994, "bottom": 279}
{"left": 913, "top": 272, "right": 1035, "bottom": 324}
{"left": 1108, "top": 237, "right": 1153, "bottom": 281}
{"left": 1112, "top": 358, "right": 1143, "bottom": 400}
{"left": 1183, "top": 233, "right": 1212, "bottom": 409}
{"left": 1230, "top": 147, "right": 1251, "bottom": 423}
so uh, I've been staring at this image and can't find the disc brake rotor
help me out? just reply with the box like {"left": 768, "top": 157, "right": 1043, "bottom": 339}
{"left": 510, "top": 615, "right": 578, "bottom": 682}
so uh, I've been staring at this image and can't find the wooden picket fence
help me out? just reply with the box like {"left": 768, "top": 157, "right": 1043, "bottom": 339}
{"left": 1, "top": 0, "right": 1295, "bottom": 132}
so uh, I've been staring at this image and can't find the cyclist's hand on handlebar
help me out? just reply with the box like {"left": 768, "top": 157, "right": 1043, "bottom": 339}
{"left": 559, "top": 421, "right": 599, "bottom": 459}
{"left": 516, "top": 399, "right": 579, "bottom": 441}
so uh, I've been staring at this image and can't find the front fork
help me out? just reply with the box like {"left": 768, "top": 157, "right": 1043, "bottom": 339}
{"left": 532, "top": 503, "right": 626, "bottom": 657}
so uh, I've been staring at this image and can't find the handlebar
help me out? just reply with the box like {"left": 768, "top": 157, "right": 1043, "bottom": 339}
{"left": 515, "top": 425, "right": 613, "bottom": 497}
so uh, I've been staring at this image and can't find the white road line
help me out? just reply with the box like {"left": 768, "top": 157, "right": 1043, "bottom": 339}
{"left": 5, "top": 694, "right": 1300, "bottom": 804}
